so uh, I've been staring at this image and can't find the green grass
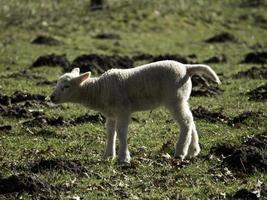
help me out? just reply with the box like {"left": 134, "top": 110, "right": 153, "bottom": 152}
{"left": 0, "top": 0, "right": 266, "bottom": 199}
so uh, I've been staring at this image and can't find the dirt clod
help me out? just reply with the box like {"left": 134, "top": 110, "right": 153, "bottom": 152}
{"left": 31, "top": 159, "right": 87, "bottom": 175}
{"left": 192, "top": 106, "right": 264, "bottom": 126}
{"left": 31, "top": 54, "right": 70, "bottom": 70}
{"left": 0, "top": 174, "right": 54, "bottom": 196}
{"left": 0, "top": 125, "right": 12, "bottom": 131}
{"left": 203, "top": 54, "right": 227, "bottom": 63}
{"left": 94, "top": 32, "right": 121, "bottom": 40}
{"left": 73, "top": 113, "right": 105, "bottom": 124}
{"left": 233, "top": 188, "right": 258, "bottom": 200}
{"left": 233, "top": 66, "right": 267, "bottom": 79}
{"left": 247, "top": 83, "right": 267, "bottom": 101}
{"left": 191, "top": 75, "right": 223, "bottom": 96}
{"left": 242, "top": 51, "right": 267, "bottom": 64}
{"left": 210, "top": 134, "right": 267, "bottom": 174}
{"left": 31, "top": 35, "right": 60, "bottom": 45}
{"left": 205, "top": 32, "right": 238, "bottom": 43}
{"left": 71, "top": 54, "right": 134, "bottom": 74}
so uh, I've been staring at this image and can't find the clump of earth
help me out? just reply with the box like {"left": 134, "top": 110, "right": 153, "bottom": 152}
{"left": 210, "top": 133, "right": 267, "bottom": 174}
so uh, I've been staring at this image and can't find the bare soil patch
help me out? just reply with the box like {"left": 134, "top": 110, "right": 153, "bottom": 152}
{"left": 233, "top": 66, "right": 267, "bottom": 79}
{"left": 30, "top": 158, "right": 87, "bottom": 175}
{"left": 31, "top": 35, "right": 61, "bottom": 46}
{"left": 191, "top": 75, "right": 223, "bottom": 96}
{"left": 204, "top": 32, "right": 239, "bottom": 43}
{"left": 94, "top": 32, "right": 121, "bottom": 40}
{"left": 203, "top": 54, "right": 227, "bottom": 64}
{"left": 132, "top": 53, "right": 198, "bottom": 64}
{"left": 70, "top": 54, "right": 134, "bottom": 74}
{"left": 31, "top": 54, "right": 70, "bottom": 70}
{"left": 0, "top": 173, "right": 55, "bottom": 197}
{"left": 247, "top": 83, "right": 267, "bottom": 101}
{"left": 21, "top": 113, "right": 105, "bottom": 127}
{"left": 242, "top": 51, "right": 267, "bottom": 64}
{"left": 210, "top": 133, "right": 267, "bottom": 174}
{"left": 192, "top": 106, "right": 264, "bottom": 126}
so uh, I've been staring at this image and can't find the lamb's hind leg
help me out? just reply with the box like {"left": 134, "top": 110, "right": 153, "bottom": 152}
{"left": 104, "top": 118, "right": 117, "bottom": 159}
{"left": 169, "top": 101, "right": 194, "bottom": 160}
{"left": 187, "top": 123, "right": 201, "bottom": 158}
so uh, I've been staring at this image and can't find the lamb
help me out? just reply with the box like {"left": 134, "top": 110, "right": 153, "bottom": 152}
{"left": 50, "top": 60, "right": 221, "bottom": 163}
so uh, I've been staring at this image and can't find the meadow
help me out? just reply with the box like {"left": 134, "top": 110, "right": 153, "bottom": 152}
{"left": 0, "top": 0, "right": 266, "bottom": 199}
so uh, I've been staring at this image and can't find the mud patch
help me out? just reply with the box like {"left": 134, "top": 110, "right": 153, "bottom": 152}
{"left": 192, "top": 106, "right": 264, "bottom": 126}
{"left": 21, "top": 113, "right": 105, "bottom": 127}
{"left": 0, "top": 69, "right": 46, "bottom": 80}
{"left": 0, "top": 104, "right": 44, "bottom": 118}
{"left": 210, "top": 133, "right": 267, "bottom": 174}
{"left": 238, "top": 0, "right": 266, "bottom": 7}
{"left": 70, "top": 54, "right": 134, "bottom": 74}
{"left": 73, "top": 113, "right": 105, "bottom": 124}
{"left": 94, "top": 32, "right": 121, "bottom": 40}
{"left": 191, "top": 75, "right": 223, "bottom": 96}
{"left": 0, "top": 173, "right": 55, "bottom": 197}
{"left": 132, "top": 53, "right": 198, "bottom": 64}
{"left": 205, "top": 32, "right": 239, "bottom": 43}
{"left": 31, "top": 158, "right": 87, "bottom": 175}
{"left": 247, "top": 83, "right": 267, "bottom": 101}
{"left": 203, "top": 54, "right": 227, "bottom": 63}
{"left": 242, "top": 51, "right": 267, "bottom": 64}
{"left": 233, "top": 189, "right": 258, "bottom": 200}
{"left": 31, "top": 54, "right": 70, "bottom": 70}
{"left": 233, "top": 66, "right": 267, "bottom": 79}
{"left": 0, "top": 125, "right": 12, "bottom": 132}
{"left": 31, "top": 35, "right": 61, "bottom": 45}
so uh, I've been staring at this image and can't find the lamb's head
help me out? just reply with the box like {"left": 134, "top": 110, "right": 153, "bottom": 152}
{"left": 50, "top": 68, "right": 91, "bottom": 104}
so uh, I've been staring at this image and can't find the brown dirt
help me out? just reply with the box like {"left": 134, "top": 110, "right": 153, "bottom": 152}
{"left": 203, "top": 54, "right": 227, "bottom": 63}
{"left": 94, "top": 32, "right": 121, "bottom": 40}
{"left": 192, "top": 106, "right": 264, "bottom": 126}
{"left": 0, "top": 173, "right": 55, "bottom": 197}
{"left": 132, "top": 53, "right": 198, "bottom": 64}
{"left": 242, "top": 51, "right": 267, "bottom": 64}
{"left": 247, "top": 83, "right": 267, "bottom": 101}
{"left": 22, "top": 113, "right": 105, "bottom": 127}
{"left": 0, "top": 125, "right": 12, "bottom": 132}
{"left": 233, "top": 188, "right": 258, "bottom": 200}
{"left": 30, "top": 158, "right": 87, "bottom": 175}
{"left": 70, "top": 54, "right": 134, "bottom": 74}
{"left": 233, "top": 66, "right": 267, "bottom": 79}
{"left": 210, "top": 133, "right": 267, "bottom": 174}
{"left": 0, "top": 69, "right": 46, "bottom": 80}
{"left": 31, "top": 54, "right": 70, "bottom": 70}
{"left": 204, "top": 32, "right": 239, "bottom": 43}
{"left": 31, "top": 35, "right": 61, "bottom": 46}
{"left": 191, "top": 75, "right": 223, "bottom": 96}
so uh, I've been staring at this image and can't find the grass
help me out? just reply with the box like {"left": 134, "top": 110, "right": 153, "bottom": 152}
{"left": 0, "top": 0, "right": 266, "bottom": 199}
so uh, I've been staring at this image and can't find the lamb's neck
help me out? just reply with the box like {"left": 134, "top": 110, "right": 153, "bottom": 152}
{"left": 78, "top": 77, "right": 102, "bottom": 110}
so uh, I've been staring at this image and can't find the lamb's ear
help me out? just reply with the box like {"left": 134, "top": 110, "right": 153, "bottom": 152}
{"left": 74, "top": 72, "right": 91, "bottom": 85}
{"left": 71, "top": 68, "right": 80, "bottom": 75}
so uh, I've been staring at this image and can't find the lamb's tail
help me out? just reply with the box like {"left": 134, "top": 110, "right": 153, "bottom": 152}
{"left": 185, "top": 64, "right": 221, "bottom": 84}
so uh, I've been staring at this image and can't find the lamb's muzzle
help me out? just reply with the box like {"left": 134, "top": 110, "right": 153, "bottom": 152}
{"left": 50, "top": 60, "right": 221, "bottom": 163}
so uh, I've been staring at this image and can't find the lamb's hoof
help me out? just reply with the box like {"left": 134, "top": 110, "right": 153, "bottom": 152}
{"left": 187, "top": 146, "right": 201, "bottom": 158}
{"left": 174, "top": 154, "right": 185, "bottom": 161}
{"left": 103, "top": 153, "right": 116, "bottom": 160}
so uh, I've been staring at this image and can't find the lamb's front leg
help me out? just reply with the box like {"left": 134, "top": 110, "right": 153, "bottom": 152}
{"left": 104, "top": 118, "right": 117, "bottom": 159}
{"left": 116, "top": 115, "right": 131, "bottom": 163}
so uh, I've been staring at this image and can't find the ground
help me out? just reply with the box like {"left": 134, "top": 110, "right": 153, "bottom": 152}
{"left": 0, "top": 0, "right": 266, "bottom": 199}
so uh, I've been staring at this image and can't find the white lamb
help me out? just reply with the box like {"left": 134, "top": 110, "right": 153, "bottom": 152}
{"left": 50, "top": 60, "right": 221, "bottom": 163}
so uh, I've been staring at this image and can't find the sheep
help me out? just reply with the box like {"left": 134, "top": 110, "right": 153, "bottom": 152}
{"left": 50, "top": 60, "right": 221, "bottom": 163}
